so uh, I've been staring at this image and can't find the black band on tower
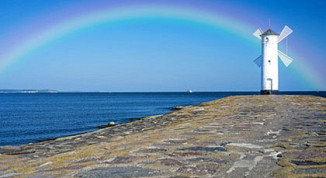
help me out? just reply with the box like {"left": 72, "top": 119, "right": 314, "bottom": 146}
{"left": 260, "top": 90, "right": 279, "bottom": 95}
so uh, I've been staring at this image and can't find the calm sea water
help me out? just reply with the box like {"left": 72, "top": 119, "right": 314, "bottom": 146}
{"left": 0, "top": 92, "right": 324, "bottom": 146}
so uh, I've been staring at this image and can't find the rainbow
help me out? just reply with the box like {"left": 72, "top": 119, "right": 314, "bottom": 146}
{"left": 0, "top": 1, "right": 325, "bottom": 90}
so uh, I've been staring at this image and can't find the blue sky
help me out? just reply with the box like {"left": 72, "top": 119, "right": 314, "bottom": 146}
{"left": 0, "top": 0, "right": 325, "bottom": 92}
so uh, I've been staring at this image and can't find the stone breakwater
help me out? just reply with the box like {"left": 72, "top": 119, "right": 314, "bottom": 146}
{"left": 0, "top": 95, "right": 325, "bottom": 178}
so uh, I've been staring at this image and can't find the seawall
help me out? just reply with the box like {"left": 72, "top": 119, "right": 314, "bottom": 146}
{"left": 0, "top": 95, "right": 325, "bottom": 177}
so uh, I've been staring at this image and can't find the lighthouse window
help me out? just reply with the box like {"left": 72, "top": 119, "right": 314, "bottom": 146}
{"left": 268, "top": 60, "right": 271, "bottom": 63}
{"left": 265, "top": 37, "right": 269, "bottom": 42}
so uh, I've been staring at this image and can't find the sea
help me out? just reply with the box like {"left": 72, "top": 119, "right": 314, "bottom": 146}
{"left": 0, "top": 91, "right": 325, "bottom": 146}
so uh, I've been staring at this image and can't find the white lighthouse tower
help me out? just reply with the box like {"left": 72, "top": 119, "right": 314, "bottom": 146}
{"left": 253, "top": 26, "right": 294, "bottom": 94}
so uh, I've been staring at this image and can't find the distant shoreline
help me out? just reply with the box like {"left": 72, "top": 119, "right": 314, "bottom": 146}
{"left": 0, "top": 89, "right": 58, "bottom": 93}
{"left": 0, "top": 90, "right": 325, "bottom": 97}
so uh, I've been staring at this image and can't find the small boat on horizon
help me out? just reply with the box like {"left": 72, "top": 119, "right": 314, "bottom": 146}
{"left": 187, "top": 89, "right": 193, "bottom": 93}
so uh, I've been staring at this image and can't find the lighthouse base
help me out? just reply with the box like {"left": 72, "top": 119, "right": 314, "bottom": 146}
{"left": 260, "top": 90, "right": 279, "bottom": 95}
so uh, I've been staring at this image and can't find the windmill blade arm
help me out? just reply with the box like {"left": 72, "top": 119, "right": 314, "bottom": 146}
{"left": 278, "top": 50, "right": 293, "bottom": 67}
{"left": 253, "top": 28, "right": 263, "bottom": 40}
{"left": 254, "top": 55, "right": 263, "bottom": 67}
{"left": 278, "top": 25, "right": 293, "bottom": 42}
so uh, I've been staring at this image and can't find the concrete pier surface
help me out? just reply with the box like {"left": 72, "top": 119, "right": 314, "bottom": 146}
{"left": 1, "top": 95, "right": 325, "bottom": 177}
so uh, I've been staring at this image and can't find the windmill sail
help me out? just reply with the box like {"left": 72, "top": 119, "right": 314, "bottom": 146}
{"left": 254, "top": 55, "right": 263, "bottom": 67}
{"left": 253, "top": 28, "right": 263, "bottom": 39}
{"left": 278, "top": 50, "right": 293, "bottom": 67}
{"left": 278, "top": 26, "right": 293, "bottom": 42}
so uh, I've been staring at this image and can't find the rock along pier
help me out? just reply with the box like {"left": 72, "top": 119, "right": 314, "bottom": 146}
{"left": 0, "top": 95, "right": 325, "bottom": 177}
